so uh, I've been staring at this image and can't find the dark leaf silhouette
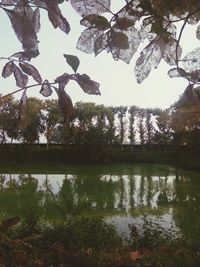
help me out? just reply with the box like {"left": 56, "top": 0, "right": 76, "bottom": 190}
{"left": 33, "top": 0, "right": 70, "bottom": 34}
{"left": 110, "top": 31, "right": 129, "bottom": 50}
{"left": 2, "top": 61, "right": 14, "bottom": 78}
{"left": 70, "top": 0, "right": 111, "bottom": 16}
{"left": 115, "top": 17, "right": 135, "bottom": 30}
{"left": 11, "top": 50, "right": 39, "bottom": 61}
{"left": 64, "top": 54, "right": 80, "bottom": 73}
{"left": 40, "top": 80, "right": 52, "bottom": 97}
{"left": 13, "top": 64, "right": 28, "bottom": 88}
{"left": 196, "top": 25, "right": 200, "bottom": 40}
{"left": 55, "top": 73, "right": 71, "bottom": 90}
{"left": 32, "top": 7, "right": 40, "bottom": 34}
{"left": 74, "top": 73, "right": 100, "bottom": 95}
{"left": 19, "top": 62, "right": 42, "bottom": 83}
{"left": 5, "top": 6, "right": 39, "bottom": 55}
{"left": 81, "top": 14, "right": 110, "bottom": 30}
{"left": 56, "top": 88, "right": 74, "bottom": 119}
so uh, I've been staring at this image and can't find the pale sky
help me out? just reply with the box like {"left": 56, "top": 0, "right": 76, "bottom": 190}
{"left": 0, "top": 1, "right": 198, "bottom": 109}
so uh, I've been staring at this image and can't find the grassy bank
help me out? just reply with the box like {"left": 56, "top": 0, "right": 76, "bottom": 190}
{"left": 1, "top": 215, "right": 200, "bottom": 267}
{"left": 0, "top": 144, "right": 199, "bottom": 172}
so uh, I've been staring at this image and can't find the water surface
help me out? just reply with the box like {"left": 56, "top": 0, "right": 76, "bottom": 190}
{"left": 0, "top": 163, "right": 200, "bottom": 239}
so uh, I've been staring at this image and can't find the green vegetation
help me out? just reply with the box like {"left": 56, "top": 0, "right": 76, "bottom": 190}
{"left": 0, "top": 215, "right": 200, "bottom": 267}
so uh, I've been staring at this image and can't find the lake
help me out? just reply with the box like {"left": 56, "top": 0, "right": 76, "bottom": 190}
{"left": 0, "top": 163, "right": 200, "bottom": 240}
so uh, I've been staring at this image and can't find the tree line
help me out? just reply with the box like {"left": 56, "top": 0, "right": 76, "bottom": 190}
{"left": 0, "top": 94, "right": 200, "bottom": 147}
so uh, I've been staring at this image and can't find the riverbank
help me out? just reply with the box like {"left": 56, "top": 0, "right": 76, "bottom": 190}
{"left": 1, "top": 215, "right": 200, "bottom": 267}
{"left": 0, "top": 144, "right": 199, "bottom": 172}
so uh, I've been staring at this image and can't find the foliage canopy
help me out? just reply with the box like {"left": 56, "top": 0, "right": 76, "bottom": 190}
{"left": 1, "top": 0, "right": 200, "bottom": 118}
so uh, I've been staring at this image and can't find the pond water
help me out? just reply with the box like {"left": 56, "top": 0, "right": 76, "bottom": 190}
{"left": 0, "top": 163, "right": 200, "bottom": 240}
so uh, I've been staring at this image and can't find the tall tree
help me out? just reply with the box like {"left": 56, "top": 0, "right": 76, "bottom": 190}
{"left": 116, "top": 106, "right": 127, "bottom": 147}
{"left": 20, "top": 97, "right": 44, "bottom": 143}
{"left": 128, "top": 105, "right": 138, "bottom": 146}
{"left": 43, "top": 99, "right": 62, "bottom": 148}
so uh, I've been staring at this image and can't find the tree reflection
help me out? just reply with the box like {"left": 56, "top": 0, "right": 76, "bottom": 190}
{"left": 0, "top": 167, "right": 200, "bottom": 242}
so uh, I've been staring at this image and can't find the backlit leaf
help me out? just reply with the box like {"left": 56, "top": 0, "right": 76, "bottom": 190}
{"left": 40, "top": 79, "right": 52, "bottom": 97}
{"left": 77, "top": 28, "right": 103, "bottom": 53}
{"left": 19, "top": 62, "right": 42, "bottom": 83}
{"left": 163, "top": 37, "right": 182, "bottom": 66}
{"left": 111, "top": 27, "right": 141, "bottom": 63}
{"left": 94, "top": 32, "right": 109, "bottom": 56}
{"left": 2, "top": 61, "right": 14, "bottom": 78}
{"left": 74, "top": 73, "right": 100, "bottom": 95}
{"left": 64, "top": 54, "right": 80, "bottom": 73}
{"left": 168, "top": 68, "right": 186, "bottom": 78}
{"left": 182, "top": 47, "right": 200, "bottom": 73}
{"left": 70, "top": 0, "right": 111, "bottom": 16}
{"left": 13, "top": 64, "right": 28, "bottom": 88}
{"left": 134, "top": 37, "right": 165, "bottom": 83}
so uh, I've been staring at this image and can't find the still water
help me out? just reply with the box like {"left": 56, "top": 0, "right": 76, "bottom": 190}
{"left": 0, "top": 163, "right": 200, "bottom": 239}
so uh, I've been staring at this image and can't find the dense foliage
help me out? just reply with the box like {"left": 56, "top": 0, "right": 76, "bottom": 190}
{"left": 1, "top": 0, "right": 200, "bottom": 119}
{"left": 0, "top": 96, "right": 200, "bottom": 147}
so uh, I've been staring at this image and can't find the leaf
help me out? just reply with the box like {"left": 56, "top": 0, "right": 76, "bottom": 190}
{"left": 11, "top": 49, "right": 39, "bottom": 60}
{"left": 32, "top": 7, "right": 40, "bottom": 34}
{"left": 196, "top": 25, "right": 200, "bottom": 40}
{"left": 5, "top": 6, "right": 39, "bottom": 53}
{"left": 115, "top": 17, "right": 135, "bottom": 30}
{"left": 94, "top": 32, "right": 109, "bottom": 56}
{"left": 19, "top": 62, "right": 42, "bottom": 83}
{"left": 13, "top": 64, "right": 28, "bottom": 88}
{"left": 55, "top": 88, "right": 74, "bottom": 119}
{"left": 110, "top": 27, "right": 141, "bottom": 63}
{"left": 2, "top": 61, "right": 14, "bottom": 78}
{"left": 73, "top": 73, "right": 100, "bottom": 95}
{"left": 110, "top": 31, "right": 129, "bottom": 50}
{"left": 77, "top": 28, "right": 103, "bottom": 54}
{"left": 40, "top": 80, "right": 53, "bottom": 97}
{"left": 182, "top": 47, "right": 200, "bottom": 73}
{"left": 168, "top": 68, "right": 186, "bottom": 78}
{"left": 70, "top": 0, "right": 111, "bottom": 16}
{"left": 163, "top": 37, "right": 182, "bottom": 66}
{"left": 134, "top": 37, "right": 165, "bottom": 83}
{"left": 81, "top": 14, "right": 110, "bottom": 30}
{"left": 64, "top": 54, "right": 80, "bottom": 73}
{"left": 55, "top": 73, "right": 71, "bottom": 90}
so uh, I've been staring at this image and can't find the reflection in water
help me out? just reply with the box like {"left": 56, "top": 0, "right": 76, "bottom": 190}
{"left": 0, "top": 164, "right": 200, "bottom": 240}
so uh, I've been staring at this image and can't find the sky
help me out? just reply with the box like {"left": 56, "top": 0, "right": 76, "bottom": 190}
{"left": 0, "top": 1, "right": 198, "bottom": 109}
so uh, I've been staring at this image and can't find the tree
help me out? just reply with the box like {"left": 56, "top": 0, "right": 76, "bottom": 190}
{"left": 145, "top": 109, "right": 155, "bottom": 144}
{"left": 19, "top": 97, "right": 44, "bottom": 143}
{"left": 137, "top": 108, "right": 146, "bottom": 145}
{"left": 153, "top": 109, "right": 172, "bottom": 144}
{"left": 43, "top": 99, "right": 63, "bottom": 148}
{"left": 128, "top": 105, "right": 137, "bottom": 146}
{"left": 116, "top": 106, "right": 127, "bottom": 147}
{"left": 0, "top": 95, "right": 18, "bottom": 143}
{"left": 1, "top": 0, "right": 200, "bottom": 120}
